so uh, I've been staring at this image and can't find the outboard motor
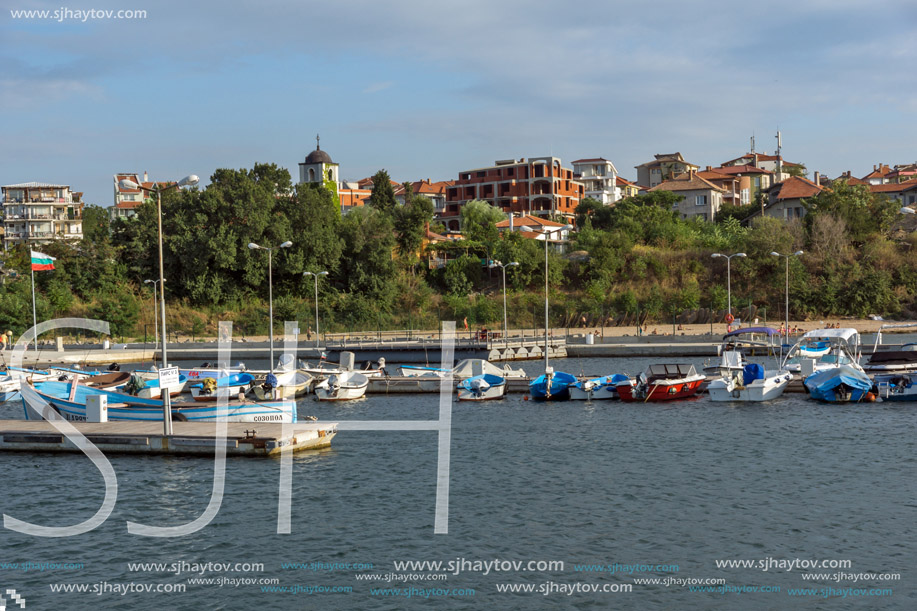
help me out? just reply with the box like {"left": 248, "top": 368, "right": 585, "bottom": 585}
{"left": 107, "top": 362, "right": 121, "bottom": 372}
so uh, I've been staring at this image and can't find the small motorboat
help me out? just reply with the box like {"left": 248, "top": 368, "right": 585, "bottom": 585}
{"left": 456, "top": 373, "right": 506, "bottom": 401}
{"left": 314, "top": 371, "right": 369, "bottom": 401}
{"left": 568, "top": 374, "right": 631, "bottom": 400}
{"left": 189, "top": 373, "right": 255, "bottom": 401}
{"left": 703, "top": 327, "right": 781, "bottom": 376}
{"left": 874, "top": 373, "right": 917, "bottom": 401}
{"left": 707, "top": 364, "right": 793, "bottom": 402}
{"left": 82, "top": 371, "right": 132, "bottom": 390}
{"left": 804, "top": 366, "right": 875, "bottom": 403}
{"left": 617, "top": 364, "right": 705, "bottom": 402}
{"left": 528, "top": 368, "right": 577, "bottom": 401}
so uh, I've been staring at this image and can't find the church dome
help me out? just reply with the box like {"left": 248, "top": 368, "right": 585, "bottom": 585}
{"left": 305, "top": 147, "right": 332, "bottom": 164}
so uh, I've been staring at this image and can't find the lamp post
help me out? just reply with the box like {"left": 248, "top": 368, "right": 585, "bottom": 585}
{"left": 249, "top": 241, "right": 293, "bottom": 373}
{"left": 120, "top": 174, "right": 198, "bottom": 436}
{"left": 711, "top": 252, "right": 746, "bottom": 322}
{"left": 538, "top": 224, "right": 573, "bottom": 372}
{"left": 143, "top": 279, "right": 163, "bottom": 356}
{"left": 490, "top": 261, "right": 519, "bottom": 343}
{"left": 770, "top": 250, "right": 804, "bottom": 340}
{"left": 303, "top": 271, "right": 328, "bottom": 348}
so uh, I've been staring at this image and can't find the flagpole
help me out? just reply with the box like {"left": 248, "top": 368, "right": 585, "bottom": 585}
{"left": 30, "top": 263, "right": 37, "bottom": 353}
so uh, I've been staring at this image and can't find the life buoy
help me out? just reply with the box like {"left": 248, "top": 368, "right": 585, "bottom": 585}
{"left": 725, "top": 313, "right": 735, "bottom": 324}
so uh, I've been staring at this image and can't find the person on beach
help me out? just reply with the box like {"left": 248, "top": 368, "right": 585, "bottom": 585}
{"left": 306, "top": 327, "right": 313, "bottom": 341}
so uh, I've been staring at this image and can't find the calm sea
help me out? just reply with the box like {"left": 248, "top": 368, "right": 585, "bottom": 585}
{"left": 0, "top": 354, "right": 914, "bottom": 610}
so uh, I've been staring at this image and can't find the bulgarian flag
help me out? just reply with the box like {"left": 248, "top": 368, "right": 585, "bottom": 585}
{"left": 31, "top": 251, "right": 55, "bottom": 271}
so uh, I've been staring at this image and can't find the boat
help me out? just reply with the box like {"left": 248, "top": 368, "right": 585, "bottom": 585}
{"left": 864, "top": 323, "right": 917, "bottom": 372}
{"left": 528, "top": 368, "right": 577, "bottom": 401}
{"left": 314, "top": 371, "right": 369, "bottom": 401}
{"left": 249, "top": 370, "right": 313, "bottom": 400}
{"left": 401, "top": 359, "right": 526, "bottom": 379}
{"left": 0, "top": 367, "right": 61, "bottom": 402}
{"left": 0, "top": 375, "right": 22, "bottom": 402}
{"left": 456, "top": 373, "right": 506, "bottom": 401}
{"left": 803, "top": 366, "right": 876, "bottom": 403}
{"left": 22, "top": 380, "right": 295, "bottom": 423}
{"left": 874, "top": 373, "right": 917, "bottom": 402}
{"left": 303, "top": 357, "right": 386, "bottom": 379}
{"left": 82, "top": 371, "right": 131, "bottom": 390}
{"left": 189, "top": 373, "right": 255, "bottom": 401}
{"left": 781, "top": 328, "right": 863, "bottom": 375}
{"left": 616, "top": 364, "right": 705, "bottom": 402}
{"left": 707, "top": 364, "right": 793, "bottom": 402}
{"left": 124, "top": 371, "right": 189, "bottom": 399}
{"left": 180, "top": 363, "right": 248, "bottom": 381}
{"left": 568, "top": 374, "right": 631, "bottom": 400}
{"left": 703, "top": 327, "right": 781, "bottom": 376}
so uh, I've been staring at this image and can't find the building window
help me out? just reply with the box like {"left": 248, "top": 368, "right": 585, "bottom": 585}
{"left": 695, "top": 195, "right": 708, "bottom": 207}
{"left": 741, "top": 189, "right": 750, "bottom": 205}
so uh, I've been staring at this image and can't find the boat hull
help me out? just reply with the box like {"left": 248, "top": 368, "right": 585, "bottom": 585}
{"left": 21, "top": 385, "right": 295, "bottom": 423}
{"left": 803, "top": 367, "right": 874, "bottom": 403}
{"left": 617, "top": 379, "right": 704, "bottom": 402}
{"left": 874, "top": 374, "right": 917, "bottom": 402}
{"left": 708, "top": 373, "right": 792, "bottom": 402}
{"left": 456, "top": 374, "right": 506, "bottom": 401}
{"left": 528, "top": 371, "right": 577, "bottom": 401}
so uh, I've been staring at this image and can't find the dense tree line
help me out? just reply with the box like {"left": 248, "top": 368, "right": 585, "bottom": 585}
{"left": 0, "top": 167, "right": 914, "bottom": 340}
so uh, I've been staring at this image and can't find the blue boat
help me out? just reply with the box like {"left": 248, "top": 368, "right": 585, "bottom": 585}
{"left": 22, "top": 380, "right": 295, "bottom": 423}
{"left": 874, "top": 373, "right": 917, "bottom": 402}
{"left": 189, "top": 372, "right": 255, "bottom": 401}
{"left": 528, "top": 369, "right": 577, "bottom": 401}
{"left": 803, "top": 366, "right": 875, "bottom": 403}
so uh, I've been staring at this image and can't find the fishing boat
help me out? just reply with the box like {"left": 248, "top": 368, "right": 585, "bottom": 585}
{"left": 189, "top": 373, "right": 255, "bottom": 401}
{"left": 707, "top": 363, "right": 793, "bottom": 402}
{"left": 568, "top": 374, "right": 631, "bottom": 400}
{"left": 874, "top": 373, "right": 917, "bottom": 402}
{"left": 314, "top": 370, "right": 369, "bottom": 401}
{"left": 616, "top": 364, "right": 705, "bottom": 402}
{"left": 303, "top": 357, "right": 386, "bottom": 379}
{"left": 249, "top": 370, "right": 313, "bottom": 400}
{"left": 0, "top": 367, "right": 60, "bottom": 402}
{"left": 22, "top": 380, "right": 295, "bottom": 423}
{"left": 803, "top": 366, "right": 875, "bottom": 403}
{"left": 528, "top": 368, "right": 577, "bottom": 401}
{"left": 82, "top": 371, "right": 131, "bottom": 390}
{"left": 126, "top": 371, "right": 189, "bottom": 399}
{"left": 456, "top": 373, "right": 506, "bottom": 401}
{"left": 703, "top": 327, "right": 781, "bottom": 376}
{"left": 180, "top": 363, "right": 248, "bottom": 381}
{"left": 781, "top": 328, "right": 863, "bottom": 375}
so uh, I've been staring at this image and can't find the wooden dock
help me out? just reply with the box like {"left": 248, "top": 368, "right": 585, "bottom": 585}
{"left": 0, "top": 420, "right": 337, "bottom": 457}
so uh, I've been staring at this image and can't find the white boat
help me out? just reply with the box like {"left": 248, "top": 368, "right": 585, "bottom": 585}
{"left": 250, "top": 369, "right": 313, "bottom": 400}
{"left": 703, "top": 327, "right": 781, "bottom": 376}
{"left": 401, "top": 359, "right": 526, "bottom": 379}
{"left": 314, "top": 371, "right": 369, "bottom": 401}
{"left": 304, "top": 357, "right": 386, "bottom": 379}
{"left": 131, "top": 371, "right": 189, "bottom": 399}
{"left": 180, "top": 363, "right": 247, "bottom": 382}
{"left": 864, "top": 323, "right": 917, "bottom": 373}
{"left": 708, "top": 364, "right": 793, "bottom": 402}
{"left": 456, "top": 373, "right": 506, "bottom": 401}
{"left": 568, "top": 374, "right": 630, "bottom": 400}
{"left": 780, "top": 328, "right": 864, "bottom": 375}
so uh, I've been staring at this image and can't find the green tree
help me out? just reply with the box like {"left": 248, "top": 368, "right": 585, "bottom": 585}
{"left": 338, "top": 206, "right": 398, "bottom": 306}
{"left": 393, "top": 187, "right": 434, "bottom": 261}
{"left": 459, "top": 199, "right": 505, "bottom": 243}
{"left": 81, "top": 205, "right": 111, "bottom": 244}
{"left": 369, "top": 170, "right": 398, "bottom": 215}
{"left": 803, "top": 179, "right": 900, "bottom": 245}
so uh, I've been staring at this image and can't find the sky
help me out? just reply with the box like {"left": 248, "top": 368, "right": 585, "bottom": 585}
{"left": 2, "top": 0, "right": 916, "bottom": 205}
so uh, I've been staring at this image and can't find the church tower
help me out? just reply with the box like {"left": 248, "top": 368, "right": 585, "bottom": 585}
{"left": 299, "top": 134, "right": 340, "bottom": 190}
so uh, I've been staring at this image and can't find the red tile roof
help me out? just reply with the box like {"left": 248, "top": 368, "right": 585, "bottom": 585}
{"left": 869, "top": 182, "right": 917, "bottom": 194}
{"left": 770, "top": 176, "right": 823, "bottom": 200}
{"left": 495, "top": 215, "right": 566, "bottom": 229}
{"left": 571, "top": 157, "right": 611, "bottom": 164}
{"left": 648, "top": 172, "right": 725, "bottom": 193}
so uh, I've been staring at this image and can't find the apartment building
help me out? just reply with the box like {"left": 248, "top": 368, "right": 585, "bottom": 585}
{"left": 2, "top": 182, "right": 83, "bottom": 248}
{"left": 635, "top": 153, "right": 699, "bottom": 188}
{"left": 442, "top": 157, "right": 584, "bottom": 231}
{"left": 572, "top": 158, "right": 619, "bottom": 205}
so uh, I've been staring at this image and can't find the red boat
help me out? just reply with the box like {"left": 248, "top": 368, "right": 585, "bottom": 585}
{"left": 616, "top": 364, "right": 705, "bottom": 402}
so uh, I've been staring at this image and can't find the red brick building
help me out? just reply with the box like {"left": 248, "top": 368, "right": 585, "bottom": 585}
{"left": 441, "top": 157, "right": 584, "bottom": 231}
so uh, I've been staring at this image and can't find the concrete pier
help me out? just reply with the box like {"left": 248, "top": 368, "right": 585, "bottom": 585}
{"left": 0, "top": 420, "right": 337, "bottom": 457}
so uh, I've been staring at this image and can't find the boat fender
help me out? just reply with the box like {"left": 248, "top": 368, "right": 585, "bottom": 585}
{"left": 202, "top": 377, "right": 218, "bottom": 394}
{"left": 172, "top": 412, "right": 188, "bottom": 422}
{"left": 864, "top": 392, "right": 876, "bottom": 402}
{"left": 732, "top": 388, "right": 741, "bottom": 399}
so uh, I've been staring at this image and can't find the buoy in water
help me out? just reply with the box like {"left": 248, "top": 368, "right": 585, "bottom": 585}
{"left": 865, "top": 392, "right": 876, "bottom": 402}
{"left": 523, "top": 396, "right": 529, "bottom": 401}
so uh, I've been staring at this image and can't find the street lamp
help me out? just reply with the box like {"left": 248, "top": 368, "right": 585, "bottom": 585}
{"left": 120, "top": 174, "right": 198, "bottom": 435}
{"left": 249, "top": 241, "right": 293, "bottom": 372}
{"left": 303, "top": 271, "right": 328, "bottom": 348}
{"left": 490, "top": 261, "right": 519, "bottom": 343}
{"left": 538, "top": 224, "right": 573, "bottom": 372}
{"left": 770, "top": 250, "right": 804, "bottom": 340}
{"left": 143, "top": 279, "right": 163, "bottom": 355}
{"left": 711, "top": 252, "right": 746, "bottom": 322}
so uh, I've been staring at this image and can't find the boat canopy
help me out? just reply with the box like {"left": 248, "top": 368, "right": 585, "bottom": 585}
{"left": 801, "top": 328, "right": 859, "bottom": 342}
{"left": 724, "top": 326, "right": 780, "bottom": 338}
{"left": 645, "top": 364, "right": 698, "bottom": 379}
